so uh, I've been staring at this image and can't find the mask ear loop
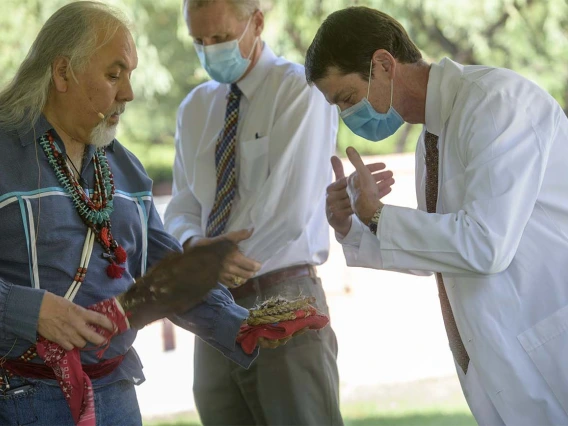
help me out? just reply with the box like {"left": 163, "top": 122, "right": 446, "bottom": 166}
{"left": 237, "top": 14, "right": 254, "bottom": 44}
{"left": 367, "top": 58, "right": 395, "bottom": 108}
{"left": 238, "top": 13, "right": 259, "bottom": 61}
{"left": 246, "top": 37, "right": 259, "bottom": 60}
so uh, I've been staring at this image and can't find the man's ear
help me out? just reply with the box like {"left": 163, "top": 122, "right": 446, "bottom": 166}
{"left": 253, "top": 9, "right": 264, "bottom": 37}
{"left": 372, "top": 49, "right": 396, "bottom": 80}
{"left": 51, "top": 56, "right": 70, "bottom": 93}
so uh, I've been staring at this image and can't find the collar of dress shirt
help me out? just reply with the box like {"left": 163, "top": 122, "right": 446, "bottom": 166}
{"left": 235, "top": 42, "right": 277, "bottom": 100}
{"left": 17, "top": 113, "right": 115, "bottom": 152}
{"left": 425, "top": 57, "right": 464, "bottom": 137}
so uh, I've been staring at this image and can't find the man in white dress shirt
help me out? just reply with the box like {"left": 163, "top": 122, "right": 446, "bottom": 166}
{"left": 164, "top": 0, "right": 342, "bottom": 424}
{"left": 305, "top": 6, "right": 568, "bottom": 426}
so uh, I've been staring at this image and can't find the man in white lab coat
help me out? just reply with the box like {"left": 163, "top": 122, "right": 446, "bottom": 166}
{"left": 305, "top": 6, "right": 568, "bottom": 426}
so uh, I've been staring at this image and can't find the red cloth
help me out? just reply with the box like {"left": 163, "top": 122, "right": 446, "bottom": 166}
{"left": 236, "top": 306, "right": 330, "bottom": 355}
{"left": 3, "top": 355, "right": 124, "bottom": 381}
{"left": 31, "top": 297, "right": 129, "bottom": 426}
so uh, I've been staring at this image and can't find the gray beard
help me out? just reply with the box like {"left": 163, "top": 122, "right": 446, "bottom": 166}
{"left": 90, "top": 120, "right": 117, "bottom": 148}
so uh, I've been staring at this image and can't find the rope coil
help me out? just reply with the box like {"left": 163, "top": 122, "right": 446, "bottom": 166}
{"left": 246, "top": 296, "right": 316, "bottom": 326}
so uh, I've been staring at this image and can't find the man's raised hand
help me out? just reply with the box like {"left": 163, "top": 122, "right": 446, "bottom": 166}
{"left": 345, "top": 147, "right": 395, "bottom": 225}
{"left": 326, "top": 156, "right": 353, "bottom": 237}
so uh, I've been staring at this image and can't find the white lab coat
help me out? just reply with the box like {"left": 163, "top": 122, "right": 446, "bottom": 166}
{"left": 340, "top": 58, "right": 568, "bottom": 425}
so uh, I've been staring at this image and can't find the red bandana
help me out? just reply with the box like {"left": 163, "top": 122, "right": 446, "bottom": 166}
{"left": 236, "top": 306, "right": 330, "bottom": 355}
{"left": 36, "top": 298, "right": 130, "bottom": 426}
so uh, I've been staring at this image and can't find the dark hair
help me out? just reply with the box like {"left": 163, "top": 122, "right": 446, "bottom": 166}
{"left": 305, "top": 6, "right": 422, "bottom": 84}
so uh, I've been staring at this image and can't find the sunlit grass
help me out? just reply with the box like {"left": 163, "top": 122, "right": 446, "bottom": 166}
{"left": 144, "top": 407, "right": 475, "bottom": 426}
{"left": 143, "top": 376, "right": 475, "bottom": 426}
{"left": 144, "top": 401, "right": 475, "bottom": 426}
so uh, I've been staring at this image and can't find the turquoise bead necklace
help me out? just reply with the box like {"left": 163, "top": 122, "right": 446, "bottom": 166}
{"left": 38, "top": 130, "right": 127, "bottom": 279}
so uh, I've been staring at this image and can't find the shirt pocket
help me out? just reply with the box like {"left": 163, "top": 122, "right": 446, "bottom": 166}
{"left": 517, "top": 304, "right": 568, "bottom": 415}
{"left": 239, "top": 136, "right": 269, "bottom": 192}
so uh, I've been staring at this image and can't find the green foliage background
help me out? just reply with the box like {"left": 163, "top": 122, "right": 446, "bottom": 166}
{"left": 1, "top": 0, "right": 567, "bottom": 185}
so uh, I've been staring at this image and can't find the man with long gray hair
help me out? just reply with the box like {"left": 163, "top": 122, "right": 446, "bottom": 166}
{"left": 0, "top": 2, "right": 267, "bottom": 424}
{"left": 164, "top": 0, "right": 343, "bottom": 424}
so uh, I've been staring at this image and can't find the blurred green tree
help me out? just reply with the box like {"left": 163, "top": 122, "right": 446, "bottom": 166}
{"left": 266, "top": 0, "right": 568, "bottom": 155}
{"left": 1, "top": 0, "right": 567, "bottom": 184}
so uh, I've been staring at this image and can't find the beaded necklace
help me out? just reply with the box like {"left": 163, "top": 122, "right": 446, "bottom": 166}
{"left": 38, "top": 130, "right": 127, "bottom": 280}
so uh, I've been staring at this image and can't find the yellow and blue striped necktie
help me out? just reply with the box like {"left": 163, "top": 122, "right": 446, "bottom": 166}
{"left": 206, "top": 83, "right": 242, "bottom": 237}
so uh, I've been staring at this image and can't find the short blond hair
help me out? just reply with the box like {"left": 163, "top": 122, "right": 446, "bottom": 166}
{"left": 185, "top": 0, "right": 259, "bottom": 20}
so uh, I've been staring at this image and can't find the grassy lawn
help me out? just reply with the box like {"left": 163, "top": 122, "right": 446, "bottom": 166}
{"left": 343, "top": 412, "right": 475, "bottom": 426}
{"left": 144, "top": 407, "right": 475, "bottom": 426}
{"left": 143, "top": 377, "right": 476, "bottom": 426}
{"left": 341, "top": 404, "right": 475, "bottom": 426}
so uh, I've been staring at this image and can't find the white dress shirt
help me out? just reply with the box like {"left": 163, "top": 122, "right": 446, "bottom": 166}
{"left": 164, "top": 44, "right": 338, "bottom": 276}
{"left": 340, "top": 58, "right": 568, "bottom": 425}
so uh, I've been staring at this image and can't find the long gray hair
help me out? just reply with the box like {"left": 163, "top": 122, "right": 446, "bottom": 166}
{"left": 0, "top": 1, "right": 130, "bottom": 132}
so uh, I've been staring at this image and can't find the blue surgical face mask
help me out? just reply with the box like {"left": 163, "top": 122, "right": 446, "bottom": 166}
{"left": 340, "top": 60, "right": 404, "bottom": 141}
{"left": 194, "top": 15, "right": 259, "bottom": 84}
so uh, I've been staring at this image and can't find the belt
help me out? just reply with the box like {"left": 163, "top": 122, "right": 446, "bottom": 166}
{"left": 2, "top": 355, "right": 124, "bottom": 382}
{"left": 230, "top": 264, "right": 317, "bottom": 299}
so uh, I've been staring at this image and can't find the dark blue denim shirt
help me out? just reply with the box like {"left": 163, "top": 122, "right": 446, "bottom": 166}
{"left": 0, "top": 115, "right": 256, "bottom": 387}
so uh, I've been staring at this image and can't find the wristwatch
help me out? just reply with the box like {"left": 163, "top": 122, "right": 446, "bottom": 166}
{"left": 367, "top": 205, "right": 383, "bottom": 236}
